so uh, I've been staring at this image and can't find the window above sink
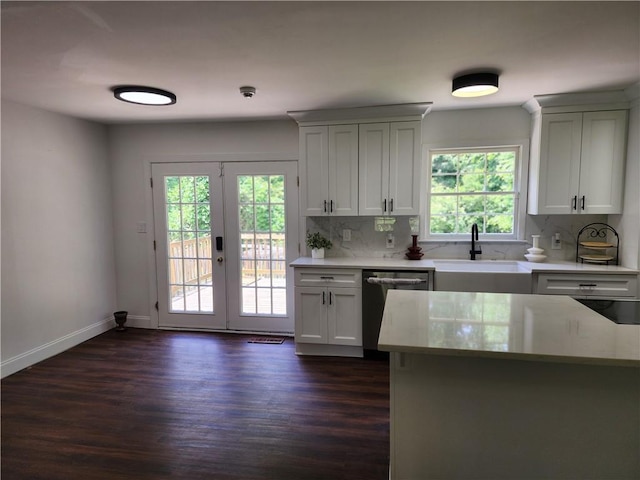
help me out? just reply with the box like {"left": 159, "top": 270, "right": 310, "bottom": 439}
{"left": 424, "top": 140, "right": 529, "bottom": 242}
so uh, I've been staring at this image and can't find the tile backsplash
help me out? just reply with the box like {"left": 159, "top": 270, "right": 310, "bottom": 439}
{"left": 304, "top": 214, "right": 609, "bottom": 261}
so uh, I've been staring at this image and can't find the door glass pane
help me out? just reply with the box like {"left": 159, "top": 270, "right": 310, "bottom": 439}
{"left": 237, "top": 174, "right": 287, "bottom": 316}
{"left": 165, "top": 175, "right": 214, "bottom": 313}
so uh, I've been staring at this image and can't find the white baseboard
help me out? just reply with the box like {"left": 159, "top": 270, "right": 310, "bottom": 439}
{"left": 295, "top": 342, "right": 363, "bottom": 358}
{"left": 125, "top": 315, "right": 153, "bottom": 329}
{"left": 1, "top": 317, "right": 114, "bottom": 378}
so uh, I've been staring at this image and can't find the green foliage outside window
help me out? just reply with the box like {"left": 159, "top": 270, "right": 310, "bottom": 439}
{"left": 429, "top": 149, "right": 517, "bottom": 235}
{"left": 165, "top": 176, "right": 211, "bottom": 241}
{"left": 165, "top": 175, "right": 287, "bottom": 240}
{"left": 238, "top": 175, "right": 285, "bottom": 233}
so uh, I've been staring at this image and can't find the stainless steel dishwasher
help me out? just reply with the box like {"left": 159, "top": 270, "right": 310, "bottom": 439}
{"left": 362, "top": 270, "right": 430, "bottom": 354}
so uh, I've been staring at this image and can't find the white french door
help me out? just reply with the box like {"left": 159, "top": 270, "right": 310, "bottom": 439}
{"left": 152, "top": 161, "right": 298, "bottom": 333}
{"left": 152, "top": 163, "right": 226, "bottom": 329}
{"left": 223, "top": 162, "right": 298, "bottom": 332}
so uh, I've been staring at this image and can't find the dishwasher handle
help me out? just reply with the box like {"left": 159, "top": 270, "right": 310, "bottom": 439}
{"left": 366, "top": 277, "right": 427, "bottom": 285}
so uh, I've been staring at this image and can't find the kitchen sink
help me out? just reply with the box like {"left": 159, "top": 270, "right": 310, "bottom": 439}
{"left": 433, "top": 260, "right": 531, "bottom": 273}
{"left": 433, "top": 260, "right": 532, "bottom": 293}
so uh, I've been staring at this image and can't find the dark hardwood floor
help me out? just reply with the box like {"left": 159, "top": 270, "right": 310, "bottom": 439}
{"left": 1, "top": 329, "right": 390, "bottom": 480}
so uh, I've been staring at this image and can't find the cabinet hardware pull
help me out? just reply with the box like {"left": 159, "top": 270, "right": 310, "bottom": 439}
{"left": 572, "top": 196, "right": 577, "bottom": 210}
{"left": 322, "top": 291, "right": 326, "bottom": 304}
{"left": 581, "top": 196, "right": 585, "bottom": 210}
{"left": 323, "top": 200, "right": 327, "bottom": 213}
{"left": 579, "top": 283, "right": 597, "bottom": 288}
{"left": 329, "top": 291, "right": 333, "bottom": 305}
{"left": 320, "top": 276, "right": 334, "bottom": 280}
{"left": 390, "top": 198, "right": 394, "bottom": 212}
{"left": 383, "top": 199, "right": 387, "bottom": 212}
{"left": 330, "top": 200, "right": 334, "bottom": 213}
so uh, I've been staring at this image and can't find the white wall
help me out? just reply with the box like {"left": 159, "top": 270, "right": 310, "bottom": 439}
{"left": 610, "top": 98, "right": 640, "bottom": 270}
{"left": 1, "top": 100, "right": 117, "bottom": 377}
{"left": 107, "top": 120, "right": 298, "bottom": 322}
{"left": 423, "top": 106, "right": 531, "bottom": 145}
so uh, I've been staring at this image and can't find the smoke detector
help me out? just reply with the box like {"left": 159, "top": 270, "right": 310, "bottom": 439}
{"left": 239, "top": 86, "right": 256, "bottom": 98}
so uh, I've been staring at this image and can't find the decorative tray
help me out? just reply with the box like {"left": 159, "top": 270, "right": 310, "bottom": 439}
{"left": 580, "top": 241, "right": 613, "bottom": 248}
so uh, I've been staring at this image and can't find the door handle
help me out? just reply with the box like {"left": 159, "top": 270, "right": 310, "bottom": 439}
{"left": 216, "top": 256, "right": 224, "bottom": 263}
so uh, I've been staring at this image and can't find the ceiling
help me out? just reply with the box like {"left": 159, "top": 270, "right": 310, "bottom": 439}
{"left": 2, "top": 1, "right": 639, "bottom": 124}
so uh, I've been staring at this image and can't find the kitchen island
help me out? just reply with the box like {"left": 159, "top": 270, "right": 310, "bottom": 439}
{"left": 379, "top": 290, "right": 640, "bottom": 480}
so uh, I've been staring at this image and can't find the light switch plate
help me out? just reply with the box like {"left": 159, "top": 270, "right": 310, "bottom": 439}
{"left": 343, "top": 229, "right": 351, "bottom": 242}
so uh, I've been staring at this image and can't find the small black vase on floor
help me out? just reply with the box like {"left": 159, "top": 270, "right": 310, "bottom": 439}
{"left": 114, "top": 311, "right": 128, "bottom": 331}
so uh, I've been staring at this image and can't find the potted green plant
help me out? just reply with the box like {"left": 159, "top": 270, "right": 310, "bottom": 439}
{"left": 306, "top": 232, "right": 332, "bottom": 259}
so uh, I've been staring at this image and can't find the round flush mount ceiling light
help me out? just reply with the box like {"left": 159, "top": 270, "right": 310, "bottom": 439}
{"left": 112, "top": 85, "right": 176, "bottom": 105}
{"left": 452, "top": 73, "right": 499, "bottom": 98}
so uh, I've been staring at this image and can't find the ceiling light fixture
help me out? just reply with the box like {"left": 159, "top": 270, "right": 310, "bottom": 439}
{"left": 112, "top": 85, "right": 176, "bottom": 106}
{"left": 452, "top": 73, "right": 499, "bottom": 98}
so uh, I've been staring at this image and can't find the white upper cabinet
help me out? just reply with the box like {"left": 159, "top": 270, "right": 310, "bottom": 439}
{"left": 299, "top": 124, "right": 358, "bottom": 216}
{"left": 579, "top": 111, "right": 627, "bottom": 213}
{"left": 299, "top": 126, "right": 329, "bottom": 217}
{"left": 525, "top": 93, "right": 629, "bottom": 215}
{"left": 289, "top": 103, "right": 431, "bottom": 218}
{"left": 359, "top": 121, "right": 421, "bottom": 216}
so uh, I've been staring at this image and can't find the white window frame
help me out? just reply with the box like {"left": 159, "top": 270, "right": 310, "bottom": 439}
{"left": 423, "top": 139, "right": 529, "bottom": 241}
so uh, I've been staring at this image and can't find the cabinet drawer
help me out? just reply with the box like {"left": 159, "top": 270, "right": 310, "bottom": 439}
{"left": 294, "top": 268, "right": 361, "bottom": 287}
{"left": 536, "top": 274, "right": 638, "bottom": 298}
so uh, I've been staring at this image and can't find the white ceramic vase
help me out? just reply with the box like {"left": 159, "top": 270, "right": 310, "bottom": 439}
{"left": 311, "top": 248, "right": 325, "bottom": 259}
{"left": 525, "top": 234, "right": 546, "bottom": 262}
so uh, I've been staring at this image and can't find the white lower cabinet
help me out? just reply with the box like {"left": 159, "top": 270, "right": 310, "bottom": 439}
{"left": 534, "top": 273, "right": 638, "bottom": 298}
{"left": 294, "top": 268, "right": 363, "bottom": 357}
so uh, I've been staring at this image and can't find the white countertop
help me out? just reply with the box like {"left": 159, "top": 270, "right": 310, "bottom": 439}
{"left": 378, "top": 290, "right": 640, "bottom": 366}
{"left": 290, "top": 256, "right": 436, "bottom": 270}
{"left": 290, "top": 257, "right": 638, "bottom": 274}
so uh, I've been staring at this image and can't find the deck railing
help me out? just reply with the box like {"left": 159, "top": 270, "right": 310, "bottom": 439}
{"left": 241, "top": 233, "right": 286, "bottom": 281}
{"left": 168, "top": 233, "right": 286, "bottom": 290}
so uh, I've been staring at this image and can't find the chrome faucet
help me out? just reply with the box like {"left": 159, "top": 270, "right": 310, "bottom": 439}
{"left": 470, "top": 223, "right": 482, "bottom": 260}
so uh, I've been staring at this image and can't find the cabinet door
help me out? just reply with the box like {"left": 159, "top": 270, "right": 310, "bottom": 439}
{"left": 389, "top": 121, "right": 421, "bottom": 216}
{"left": 359, "top": 123, "right": 390, "bottom": 215}
{"left": 328, "top": 125, "right": 359, "bottom": 216}
{"left": 579, "top": 110, "right": 627, "bottom": 214}
{"left": 537, "top": 113, "right": 583, "bottom": 214}
{"left": 327, "top": 287, "right": 362, "bottom": 346}
{"left": 299, "top": 126, "right": 329, "bottom": 216}
{"left": 294, "top": 287, "right": 328, "bottom": 343}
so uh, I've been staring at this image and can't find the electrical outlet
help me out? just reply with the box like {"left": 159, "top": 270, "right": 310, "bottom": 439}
{"left": 343, "top": 229, "right": 351, "bottom": 242}
{"left": 552, "top": 233, "right": 562, "bottom": 250}
{"left": 386, "top": 233, "right": 395, "bottom": 248}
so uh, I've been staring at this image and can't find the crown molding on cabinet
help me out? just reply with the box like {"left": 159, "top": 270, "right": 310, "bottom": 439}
{"left": 522, "top": 91, "right": 630, "bottom": 114}
{"left": 287, "top": 102, "right": 432, "bottom": 126}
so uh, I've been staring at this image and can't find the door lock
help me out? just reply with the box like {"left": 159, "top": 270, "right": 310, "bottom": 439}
{"left": 216, "top": 256, "right": 224, "bottom": 263}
